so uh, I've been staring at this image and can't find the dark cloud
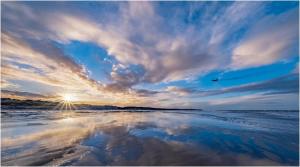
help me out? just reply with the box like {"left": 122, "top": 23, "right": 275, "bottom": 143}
{"left": 134, "top": 89, "right": 160, "bottom": 97}
{"left": 169, "top": 73, "right": 299, "bottom": 97}
{"left": 1, "top": 90, "right": 57, "bottom": 99}
{"left": 109, "top": 65, "right": 146, "bottom": 88}
{"left": 212, "top": 73, "right": 299, "bottom": 96}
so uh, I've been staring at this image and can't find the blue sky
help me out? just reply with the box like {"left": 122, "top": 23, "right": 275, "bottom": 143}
{"left": 1, "top": 1, "right": 299, "bottom": 109}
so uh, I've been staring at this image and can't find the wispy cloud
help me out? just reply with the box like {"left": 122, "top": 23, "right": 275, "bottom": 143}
{"left": 2, "top": 33, "right": 101, "bottom": 90}
{"left": 1, "top": 90, "right": 56, "bottom": 100}
{"left": 232, "top": 8, "right": 298, "bottom": 68}
{"left": 167, "top": 73, "right": 299, "bottom": 97}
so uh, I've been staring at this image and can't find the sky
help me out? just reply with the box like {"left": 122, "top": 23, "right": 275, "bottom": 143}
{"left": 1, "top": 1, "right": 299, "bottom": 110}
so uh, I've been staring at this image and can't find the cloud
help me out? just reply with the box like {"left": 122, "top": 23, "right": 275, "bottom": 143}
{"left": 232, "top": 8, "right": 299, "bottom": 68}
{"left": 1, "top": 79, "right": 19, "bottom": 89}
{"left": 1, "top": 90, "right": 56, "bottom": 100}
{"left": 165, "top": 86, "right": 195, "bottom": 96}
{"left": 1, "top": 33, "right": 100, "bottom": 90}
{"left": 166, "top": 73, "right": 299, "bottom": 98}
{"left": 107, "top": 64, "right": 146, "bottom": 91}
{"left": 209, "top": 2, "right": 264, "bottom": 45}
{"left": 214, "top": 73, "right": 299, "bottom": 96}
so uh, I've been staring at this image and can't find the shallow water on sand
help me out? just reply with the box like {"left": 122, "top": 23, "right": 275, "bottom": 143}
{"left": 1, "top": 110, "right": 299, "bottom": 165}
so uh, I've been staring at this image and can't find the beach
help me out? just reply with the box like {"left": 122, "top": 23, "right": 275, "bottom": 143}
{"left": 1, "top": 109, "right": 299, "bottom": 166}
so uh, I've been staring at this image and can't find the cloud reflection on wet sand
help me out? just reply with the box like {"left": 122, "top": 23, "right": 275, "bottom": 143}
{"left": 1, "top": 110, "right": 299, "bottom": 165}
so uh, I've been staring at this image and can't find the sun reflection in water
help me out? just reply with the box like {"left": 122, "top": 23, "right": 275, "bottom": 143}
{"left": 62, "top": 116, "right": 74, "bottom": 123}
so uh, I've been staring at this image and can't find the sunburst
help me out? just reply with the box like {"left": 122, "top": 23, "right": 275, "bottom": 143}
{"left": 53, "top": 94, "right": 77, "bottom": 111}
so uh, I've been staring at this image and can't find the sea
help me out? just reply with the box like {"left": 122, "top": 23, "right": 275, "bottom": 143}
{"left": 1, "top": 109, "right": 299, "bottom": 166}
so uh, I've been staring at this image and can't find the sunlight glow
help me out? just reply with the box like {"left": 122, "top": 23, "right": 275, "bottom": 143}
{"left": 52, "top": 94, "right": 78, "bottom": 111}
{"left": 62, "top": 94, "right": 76, "bottom": 102}
{"left": 62, "top": 117, "right": 74, "bottom": 123}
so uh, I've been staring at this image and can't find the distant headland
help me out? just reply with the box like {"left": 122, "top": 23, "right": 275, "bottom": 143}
{"left": 0, "top": 98, "right": 201, "bottom": 111}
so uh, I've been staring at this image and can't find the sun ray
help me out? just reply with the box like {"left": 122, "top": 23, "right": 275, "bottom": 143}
{"left": 59, "top": 102, "right": 65, "bottom": 111}
{"left": 66, "top": 102, "right": 69, "bottom": 111}
{"left": 53, "top": 94, "right": 78, "bottom": 111}
{"left": 53, "top": 101, "right": 62, "bottom": 110}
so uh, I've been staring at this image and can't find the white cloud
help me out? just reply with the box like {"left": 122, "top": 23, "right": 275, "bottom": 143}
{"left": 232, "top": 8, "right": 298, "bottom": 68}
{"left": 165, "top": 86, "right": 193, "bottom": 96}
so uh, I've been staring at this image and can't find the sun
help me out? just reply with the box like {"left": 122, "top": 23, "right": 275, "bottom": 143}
{"left": 53, "top": 94, "right": 78, "bottom": 111}
{"left": 62, "top": 94, "right": 75, "bottom": 102}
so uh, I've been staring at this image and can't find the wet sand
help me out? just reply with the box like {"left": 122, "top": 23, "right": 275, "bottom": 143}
{"left": 1, "top": 110, "right": 299, "bottom": 165}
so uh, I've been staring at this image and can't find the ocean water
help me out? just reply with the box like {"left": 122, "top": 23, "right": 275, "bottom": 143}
{"left": 1, "top": 110, "right": 299, "bottom": 166}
